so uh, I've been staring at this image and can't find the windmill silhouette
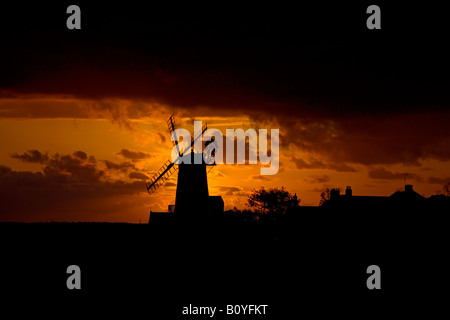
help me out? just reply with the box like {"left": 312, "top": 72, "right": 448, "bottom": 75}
{"left": 146, "top": 115, "right": 224, "bottom": 222}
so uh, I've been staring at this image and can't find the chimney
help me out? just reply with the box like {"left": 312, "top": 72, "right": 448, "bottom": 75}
{"left": 405, "top": 184, "right": 413, "bottom": 192}
{"left": 330, "top": 188, "right": 340, "bottom": 200}
{"left": 345, "top": 186, "right": 352, "bottom": 197}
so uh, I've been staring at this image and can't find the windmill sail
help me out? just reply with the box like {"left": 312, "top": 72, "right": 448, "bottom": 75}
{"left": 146, "top": 117, "right": 208, "bottom": 196}
{"left": 183, "top": 121, "right": 208, "bottom": 155}
{"left": 167, "top": 115, "right": 181, "bottom": 157}
{"left": 146, "top": 160, "right": 178, "bottom": 195}
{"left": 167, "top": 115, "right": 207, "bottom": 156}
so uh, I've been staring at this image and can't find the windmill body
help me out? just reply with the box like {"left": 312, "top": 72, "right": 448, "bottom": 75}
{"left": 175, "top": 151, "right": 209, "bottom": 214}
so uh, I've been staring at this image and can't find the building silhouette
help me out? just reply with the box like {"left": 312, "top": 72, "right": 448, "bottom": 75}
{"left": 320, "top": 184, "right": 426, "bottom": 210}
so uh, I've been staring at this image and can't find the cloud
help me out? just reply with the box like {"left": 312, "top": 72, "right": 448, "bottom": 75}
{"left": 44, "top": 153, "right": 104, "bottom": 183}
{"left": 2, "top": 26, "right": 448, "bottom": 119}
{"left": 291, "top": 156, "right": 355, "bottom": 172}
{"left": 280, "top": 111, "right": 450, "bottom": 167}
{"left": 0, "top": 97, "right": 91, "bottom": 119}
{"left": 333, "top": 164, "right": 357, "bottom": 172}
{"left": 116, "top": 149, "right": 153, "bottom": 161}
{"left": 1, "top": 151, "right": 150, "bottom": 222}
{"left": 8, "top": 149, "right": 148, "bottom": 184}
{"left": 292, "top": 157, "right": 326, "bottom": 170}
{"left": 250, "top": 175, "right": 271, "bottom": 181}
{"left": 1, "top": 19, "right": 450, "bottom": 171}
{"left": 218, "top": 186, "right": 246, "bottom": 196}
{"left": 368, "top": 167, "right": 423, "bottom": 182}
{"left": 73, "top": 151, "right": 88, "bottom": 160}
{"left": 129, "top": 172, "right": 149, "bottom": 180}
{"left": 428, "top": 176, "right": 450, "bottom": 185}
{"left": 157, "top": 132, "right": 167, "bottom": 143}
{"left": 103, "top": 160, "right": 137, "bottom": 172}
{"left": 0, "top": 97, "right": 168, "bottom": 133}
{"left": 165, "top": 182, "right": 177, "bottom": 187}
{"left": 305, "top": 175, "right": 330, "bottom": 184}
{"left": 10, "top": 150, "right": 49, "bottom": 163}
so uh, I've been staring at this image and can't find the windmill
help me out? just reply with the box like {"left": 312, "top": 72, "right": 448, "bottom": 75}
{"left": 146, "top": 115, "right": 224, "bottom": 221}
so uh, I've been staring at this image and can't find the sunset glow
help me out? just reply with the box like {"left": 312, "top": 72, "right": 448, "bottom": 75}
{"left": 1, "top": 5, "right": 450, "bottom": 222}
{"left": 1, "top": 94, "right": 449, "bottom": 222}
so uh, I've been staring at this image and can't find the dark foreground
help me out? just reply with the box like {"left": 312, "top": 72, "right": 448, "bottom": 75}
{"left": 1, "top": 209, "right": 448, "bottom": 318}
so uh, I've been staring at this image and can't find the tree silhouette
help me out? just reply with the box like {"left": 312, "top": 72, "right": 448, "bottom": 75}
{"left": 443, "top": 183, "right": 450, "bottom": 197}
{"left": 319, "top": 188, "right": 331, "bottom": 206}
{"left": 247, "top": 187, "right": 299, "bottom": 214}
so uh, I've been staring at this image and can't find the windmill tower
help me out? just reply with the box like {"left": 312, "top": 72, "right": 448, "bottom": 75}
{"left": 146, "top": 115, "right": 223, "bottom": 222}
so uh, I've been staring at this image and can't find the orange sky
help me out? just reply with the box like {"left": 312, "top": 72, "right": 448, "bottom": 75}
{"left": 1, "top": 95, "right": 449, "bottom": 222}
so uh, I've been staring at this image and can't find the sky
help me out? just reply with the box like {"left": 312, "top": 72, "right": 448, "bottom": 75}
{"left": 1, "top": 3, "right": 450, "bottom": 222}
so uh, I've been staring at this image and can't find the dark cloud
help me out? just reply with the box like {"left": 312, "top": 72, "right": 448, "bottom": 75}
{"left": 292, "top": 157, "right": 326, "bottom": 170}
{"left": 1, "top": 7, "right": 449, "bottom": 171}
{"left": 292, "top": 157, "right": 356, "bottom": 172}
{"left": 250, "top": 175, "right": 271, "bottom": 181}
{"left": 369, "top": 168, "right": 406, "bottom": 180}
{"left": 2, "top": 33, "right": 449, "bottom": 120}
{"left": 0, "top": 151, "right": 149, "bottom": 221}
{"left": 428, "top": 177, "right": 450, "bottom": 185}
{"left": 165, "top": 182, "right": 177, "bottom": 187}
{"left": 333, "top": 164, "right": 357, "bottom": 173}
{"left": 73, "top": 151, "right": 88, "bottom": 160}
{"left": 218, "top": 186, "right": 245, "bottom": 196}
{"left": 129, "top": 172, "right": 149, "bottom": 180}
{"left": 103, "top": 160, "right": 137, "bottom": 172}
{"left": 10, "top": 150, "right": 49, "bottom": 163}
{"left": 8, "top": 149, "right": 146, "bottom": 184}
{"left": 2, "top": 7, "right": 449, "bottom": 119}
{"left": 0, "top": 98, "right": 90, "bottom": 119}
{"left": 281, "top": 112, "right": 450, "bottom": 167}
{"left": 368, "top": 168, "right": 423, "bottom": 183}
{"left": 157, "top": 132, "right": 167, "bottom": 143}
{"left": 116, "top": 149, "right": 152, "bottom": 161}
{"left": 306, "top": 175, "right": 330, "bottom": 184}
{"left": 43, "top": 154, "right": 104, "bottom": 183}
